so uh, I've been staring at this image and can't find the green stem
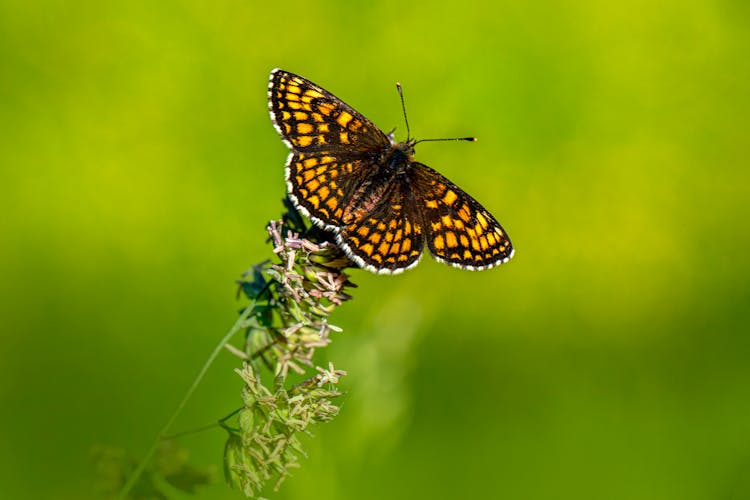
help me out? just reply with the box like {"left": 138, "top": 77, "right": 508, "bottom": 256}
{"left": 117, "top": 303, "right": 256, "bottom": 499}
{"left": 162, "top": 407, "right": 243, "bottom": 440}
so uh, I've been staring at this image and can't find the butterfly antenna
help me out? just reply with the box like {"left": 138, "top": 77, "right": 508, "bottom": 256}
{"left": 397, "top": 81, "right": 476, "bottom": 144}
{"left": 396, "top": 82, "right": 411, "bottom": 141}
{"left": 415, "top": 137, "right": 477, "bottom": 144}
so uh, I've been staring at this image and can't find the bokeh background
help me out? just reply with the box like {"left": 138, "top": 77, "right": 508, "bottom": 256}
{"left": 2, "top": 0, "right": 749, "bottom": 498}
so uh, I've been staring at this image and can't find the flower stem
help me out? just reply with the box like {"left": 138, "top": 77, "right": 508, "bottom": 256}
{"left": 117, "top": 302, "right": 256, "bottom": 499}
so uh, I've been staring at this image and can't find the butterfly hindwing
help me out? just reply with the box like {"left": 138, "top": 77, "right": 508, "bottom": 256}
{"left": 410, "top": 162, "right": 514, "bottom": 270}
{"left": 285, "top": 152, "right": 374, "bottom": 230}
{"left": 335, "top": 177, "right": 424, "bottom": 274}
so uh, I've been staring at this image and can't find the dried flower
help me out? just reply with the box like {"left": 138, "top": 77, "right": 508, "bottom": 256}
{"left": 224, "top": 201, "right": 356, "bottom": 497}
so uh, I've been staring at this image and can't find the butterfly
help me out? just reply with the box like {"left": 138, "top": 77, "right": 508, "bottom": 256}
{"left": 267, "top": 68, "right": 514, "bottom": 274}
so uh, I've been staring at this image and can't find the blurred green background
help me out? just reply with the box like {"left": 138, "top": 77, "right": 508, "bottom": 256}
{"left": 2, "top": 0, "right": 749, "bottom": 498}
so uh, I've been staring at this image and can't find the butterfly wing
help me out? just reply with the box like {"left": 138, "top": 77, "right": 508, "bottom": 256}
{"left": 285, "top": 152, "right": 378, "bottom": 230}
{"left": 268, "top": 69, "right": 393, "bottom": 230}
{"left": 410, "top": 162, "right": 514, "bottom": 270}
{"left": 268, "top": 69, "right": 390, "bottom": 153}
{"left": 335, "top": 176, "right": 425, "bottom": 274}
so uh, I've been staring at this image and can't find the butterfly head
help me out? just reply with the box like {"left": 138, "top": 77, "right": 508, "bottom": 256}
{"left": 385, "top": 139, "right": 416, "bottom": 173}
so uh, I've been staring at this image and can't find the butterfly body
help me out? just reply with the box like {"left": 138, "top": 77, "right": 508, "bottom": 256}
{"left": 268, "top": 68, "right": 514, "bottom": 274}
{"left": 383, "top": 140, "right": 414, "bottom": 172}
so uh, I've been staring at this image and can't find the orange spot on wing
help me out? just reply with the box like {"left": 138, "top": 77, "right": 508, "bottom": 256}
{"left": 445, "top": 231, "right": 458, "bottom": 248}
{"left": 443, "top": 190, "right": 458, "bottom": 206}
{"left": 297, "top": 123, "right": 313, "bottom": 134}
{"left": 434, "top": 234, "right": 445, "bottom": 250}
{"left": 476, "top": 212, "right": 489, "bottom": 229}
{"left": 336, "top": 112, "right": 353, "bottom": 127}
{"left": 317, "top": 103, "right": 334, "bottom": 115}
{"left": 457, "top": 204, "right": 471, "bottom": 223}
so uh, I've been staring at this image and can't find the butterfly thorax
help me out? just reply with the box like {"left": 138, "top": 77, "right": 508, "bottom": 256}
{"left": 382, "top": 139, "right": 416, "bottom": 174}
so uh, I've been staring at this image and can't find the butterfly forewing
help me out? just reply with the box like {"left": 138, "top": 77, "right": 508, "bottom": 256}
{"left": 411, "top": 163, "right": 514, "bottom": 270}
{"left": 268, "top": 69, "right": 390, "bottom": 153}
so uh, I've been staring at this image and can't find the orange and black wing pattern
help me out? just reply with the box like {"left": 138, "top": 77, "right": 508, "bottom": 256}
{"left": 336, "top": 177, "right": 425, "bottom": 273}
{"left": 267, "top": 68, "right": 514, "bottom": 274}
{"left": 410, "top": 163, "right": 514, "bottom": 270}
{"left": 268, "top": 68, "right": 391, "bottom": 231}
{"left": 284, "top": 152, "right": 373, "bottom": 230}
{"left": 268, "top": 69, "right": 389, "bottom": 153}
